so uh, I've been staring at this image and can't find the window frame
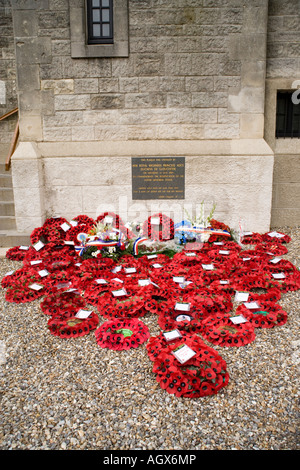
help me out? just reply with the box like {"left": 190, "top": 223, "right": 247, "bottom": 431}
{"left": 276, "top": 90, "right": 300, "bottom": 139}
{"left": 86, "top": 0, "right": 114, "bottom": 45}
{"left": 70, "top": 0, "right": 129, "bottom": 58}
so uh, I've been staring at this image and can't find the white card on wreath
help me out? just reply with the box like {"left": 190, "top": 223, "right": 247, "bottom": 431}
{"left": 112, "top": 288, "right": 127, "bottom": 297}
{"left": 244, "top": 301, "right": 260, "bottom": 310}
{"left": 33, "top": 240, "right": 45, "bottom": 251}
{"left": 61, "top": 222, "right": 71, "bottom": 232}
{"left": 230, "top": 315, "right": 247, "bottom": 324}
{"left": 76, "top": 309, "right": 92, "bottom": 319}
{"left": 163, "top": 330, "right": 182, "bottom": 342}
{"left": 29, "top": 283, "right": 44, "bottom": 291}
{"left": 270, "top": 257, "right": 281, "bottom": 264}
{"left": 38, "top": 269, "right": 49, "bottom": 277}
{"left": 138, "top": 279, "right": 151, "bottom": 286}
{"left": 175, "top": 302, "right": 190, "bottom": 312}
{"left": 234, "top": 291, "right": 249, "bottom": 302}
{"left": 202, "top": 264, "right": 214, "bottom": 270}
{"left": 173, "top": 276, "right": 185, "bottom": 283}
{"left": 125, "top": 267, "right": 136, "bottom": 274}
{"left": 272, "top": 272, "right": 285, "bottom": 279}
{"left": 172, "top": 344, "right": 196, "bottom": 364}
{"left": 150, "top": 217, "right": 160, "bottom": 225}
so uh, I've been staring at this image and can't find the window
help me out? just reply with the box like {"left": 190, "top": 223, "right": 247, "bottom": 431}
{"left": 87, "top": 0, "right": 114, "bottom": 45}
{"left": 276, "top": 91, "right": 300, "bottom": 138}
{"left": 70, "top": 0, "right": 129, "bottom": 58}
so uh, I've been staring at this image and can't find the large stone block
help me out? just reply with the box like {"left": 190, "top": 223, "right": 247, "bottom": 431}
{"left": 91, "top": 94, "right": 125, "bottom": 110}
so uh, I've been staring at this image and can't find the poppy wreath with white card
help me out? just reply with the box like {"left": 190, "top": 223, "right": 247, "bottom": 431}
{"left": 255, "top": 242, "right": 288, "bottom": 257}
{"left": 265, "top": 270, "right": 300, "bottom": 293}
{"left": 236, "top": 301, "right": 288, "bottom": 329}
{"left": 152, "top": 337, "right": 229, "bottom": 398}
{"left": 47, "top": 309, "right": 99, "bottom": 338}
{"left": 240, "top": 232, "right": 263, "bottom": 245}
{"left": 4, "top": 270, "right": 46, "bottom": 304}
{"left": 96, "top": 289, "right": 148, "bottom": 319}
{"left": 201, "top": 313, "right": 256, "bottom": 347}
{"left": 40, "top": 291, "right": 86, "bottom": 317}
{"left": 157, "top": 297, "right": 204, "bottom": 333}
{"left": 146, "top": 330, "right": 197, "bottom": 362}
{"left": 5, "top": 246, "right": 29, "bottom": 261}
{"left": 262, "top": 231, "right": 291, "bottom": 244}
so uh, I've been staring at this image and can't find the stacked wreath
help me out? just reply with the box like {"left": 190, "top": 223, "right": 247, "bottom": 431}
{"left": 152, "top": 337, "right": 229, "bottom": 397}
{"left": 40, "top": 291, "right": 86, "bottom": 317}
{"left": 47, "top": 309, "right": 99, "bottom": 338}
{"left": 96, "top": 289, "right": 149, "bottom": 319}
{"left": 4, "top": 267, "right": 47, "bottom": 303}
{"left": 95, "top": 318, "right": 149, "bottom": 351}
{"left": 142, "top": 213, "right": 175, "bottom": 241}
{"left": 146, "top": 330, "right": 199, "bottom": 362}
{"left": 30, "top": 217, "right": 71, "bottom": 244}
{"left": 201, "top": 313, "right": 256, "bottom": 347}
{"left": 262, "top": 232, "right": 291, "bottom": 244}
{"left": 255, "top": 242, "right": 288, "bottom": 257}
{"left": 236, "top": 301, "right": 288, "bottom": 329}
{"left": 5, "top": 246, "right": 29, "bottom": 261}
{"left": 240, "top": 232, "right": 263, "bottom": 245}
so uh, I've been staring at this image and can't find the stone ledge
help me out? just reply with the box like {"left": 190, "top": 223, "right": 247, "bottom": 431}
{"left": 37, "top": 139, "right": 274, "bottom": 158}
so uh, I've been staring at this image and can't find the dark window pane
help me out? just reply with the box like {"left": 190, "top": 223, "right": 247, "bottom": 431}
{"left": 87, "top": 0, "right": 113, "bottom": 44}
{"left": 276, "top": 91, "right": 300, "bottom": 138}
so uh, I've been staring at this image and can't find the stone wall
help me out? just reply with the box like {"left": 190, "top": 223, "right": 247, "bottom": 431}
{"left": 12, "top": 0, "right": 269, "bottom": 143}
{"left": 9, "top": 0, "right": 278, "bottom": 235}
{"left": 266, "top": 0, "right": 300, "bottom": 227}
{"left": 0, "top": 0, "right": 18, "bottom": 161}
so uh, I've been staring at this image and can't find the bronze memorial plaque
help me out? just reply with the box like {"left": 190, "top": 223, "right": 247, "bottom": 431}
{"left": 132, "top": 157, "right": 185, "bottom": 200}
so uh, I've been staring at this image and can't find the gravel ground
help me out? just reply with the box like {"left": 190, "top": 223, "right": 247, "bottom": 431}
{"left": 0, "top": 226, "right": 299, "bottom": 452}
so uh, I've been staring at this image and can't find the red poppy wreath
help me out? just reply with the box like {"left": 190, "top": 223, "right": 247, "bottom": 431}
{"left": 142, "top": 213, "right": 175, "bottom": 241}
{"left": 47, "top": 309, "right": 99, "bottom": 338}
{"left": 40, "top": 291, "right": 86, "bottom": 317}
{"left": 236, "top": 301, "right": 288, "bottom": 329}
{"left": 96, "top": 289, "right": 148, "bottom": 319}
{"left": 5, "top": 246, "right": 29, "bottom": 261}
{"left": 201, "top": 313, "right": 256, "bottom": 347}
{"left": 146, "top": 330, "right": 205, "bottom": 362}
{"left": 95, "top": 318, "right": 150, "bottom": 351}
{"left": 152, "top": 337, "right": 229, "bottom": 398}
